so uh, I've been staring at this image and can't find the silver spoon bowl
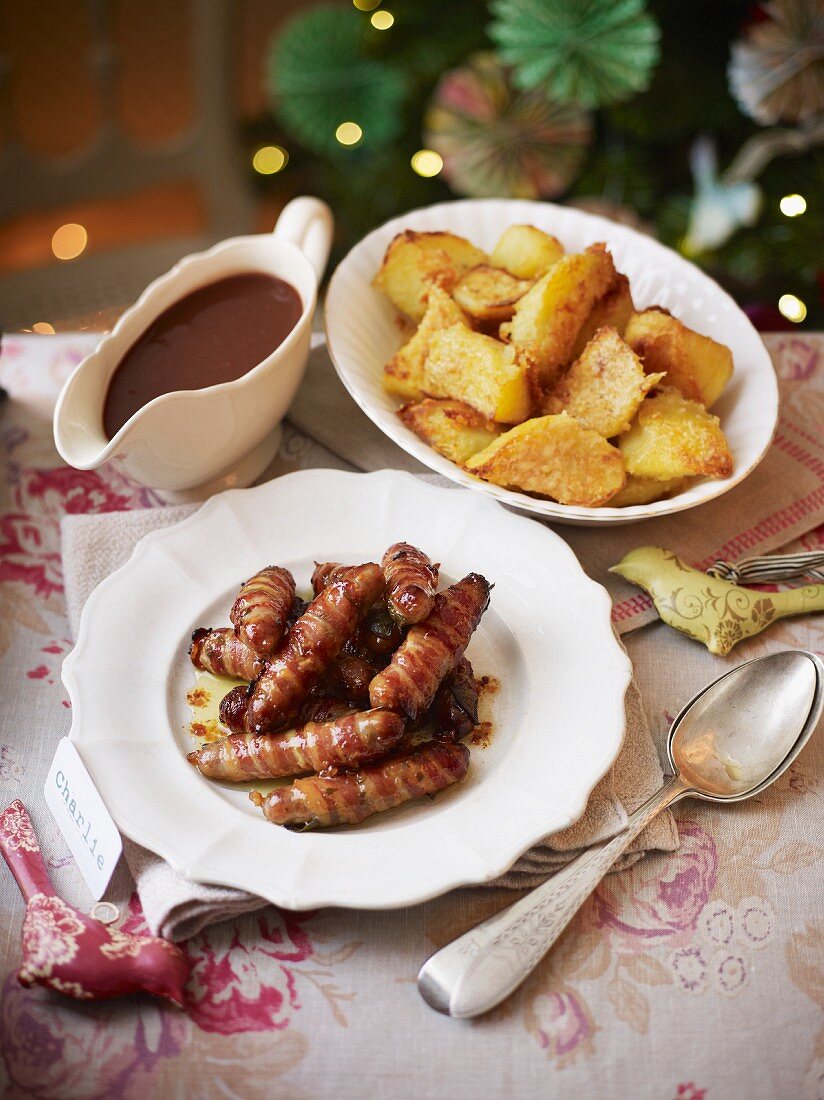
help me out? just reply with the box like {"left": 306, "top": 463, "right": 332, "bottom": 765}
{"left": 418, "top": 650, "right": 824, "bottom": 1019}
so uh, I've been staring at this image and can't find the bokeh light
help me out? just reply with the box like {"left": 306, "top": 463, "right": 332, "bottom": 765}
{"left": 51, "top": 223, "right": 87, "bottom": 261}
{"left": 371, "top": 9, "right": 394, "bottom": 28}
{"left": 32, "top": 322, "right": 56, "bottom": 334}
{"left": 411, "top": 149, "right": 444, "bottom": 177}
{"left": 353, "top": 0, "right": 381, "bottom": 9}
{"left": 778, "top": 293, "right": 807, "bottom": 323}
{"left": 779, "top": 193, "right": 806, "bottom": 217}
{"left": 252, "top": 145, "right": 288, "bottom": 175}
{"left": 335, "top": 121, "right": 363, "bottom": 146}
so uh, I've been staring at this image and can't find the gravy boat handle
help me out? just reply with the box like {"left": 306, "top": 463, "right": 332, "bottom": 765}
{"left": 273, "top": 196, "right": 334, "bottom": 279}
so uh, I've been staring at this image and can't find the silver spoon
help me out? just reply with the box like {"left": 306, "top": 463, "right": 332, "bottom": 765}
{"left": 418, "top": 650, "right": 824, "bottom": 1018}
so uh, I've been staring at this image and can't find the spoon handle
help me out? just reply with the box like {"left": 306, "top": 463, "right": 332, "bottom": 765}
{"left": 418, "top": 775, "right": 688, "bottom": 1018}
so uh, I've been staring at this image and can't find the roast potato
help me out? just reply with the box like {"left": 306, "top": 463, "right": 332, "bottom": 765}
{"left": 451, "top": 265, "right": 533, "bottom": 325}
{"left": 624, "top": 309, "right": 733, "bottom": 408}
{"left": 619, "top": 389, "right": 733, "bottom": 480}
{"left": 608, "top": 475, "right": 687, "bottom": 507}
{"left": 489, "top": 224, "right": 564, "bottom": 279}
{"left": 549, "top": 326, "right": 665, "bottom": 438}
{"left": 383, "top": 285, "right": 467, "bottom": 399}
{"left": 423, "top": 325, "right": 531, "bottom": 424}
{"left": 466, "top": 413, "right": 626, "bottom": 506}
{"left": 373, "top": 230, "right": 487, "bottom": 321}
{"left": 500, "top": 245, "right": 616, "bottom": 390}
{"left": 398, "top": 398, "right": 501, "bottom": 464}
{"left": 571, "top": 273, "right": 635, "bottom": 360}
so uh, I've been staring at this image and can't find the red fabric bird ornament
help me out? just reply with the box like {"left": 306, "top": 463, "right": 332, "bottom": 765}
{"left": 0, "top": 799, "right": 190, "bottom": 1006}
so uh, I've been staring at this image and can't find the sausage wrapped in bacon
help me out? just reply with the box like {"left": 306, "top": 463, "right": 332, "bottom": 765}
{"left": 251, "top": 741, "right": 469, "bottom": 829}
{"left": 311, "top": 561, "right": 347, "bottom": 595}
{"left": 189, "top": 628, "right": 263, "bottom": 682}
{"left": 245, "top": 563, "right": 386, "bottom": 734}
{"left": 369, "top": 573, "right": 490, "bottom": 720}
{"left": 381, "top": 542, "right": 439, "bottom": 624}
{"left": 230, "top": 566, "right": 295, "bottom": 657}
{"left": 296, "top": 695, "right": 353, "bottom": 725}
{"left": 221, "top": 682, "right": 358, "bottom": 736}
{"left": 189, "top": 709, "right": 404, "bottom": 781}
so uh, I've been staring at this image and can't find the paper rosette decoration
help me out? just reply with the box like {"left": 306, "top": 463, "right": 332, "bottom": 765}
{"left": 729, "top": 0, "right": 824, "bottom": 125}
{"left": 489, "top": 0, "right": 660, "bottom": 109}
{"left": 266, "top": 4, "right": 406, "bottom": 157}
{"left": 0, "top": 799, "right": 190, "bottom": 1005}
{"left": 424, "top": 53, "right": 592, "bottom": 200}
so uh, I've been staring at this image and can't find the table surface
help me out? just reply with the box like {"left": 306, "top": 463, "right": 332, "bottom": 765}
{"left": 0, "top": 331, "right": 822, "bottom": 1100}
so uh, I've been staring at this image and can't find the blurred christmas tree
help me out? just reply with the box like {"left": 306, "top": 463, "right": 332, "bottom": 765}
{"left": 247, "top": 0, "right": 824, "bottom": 328}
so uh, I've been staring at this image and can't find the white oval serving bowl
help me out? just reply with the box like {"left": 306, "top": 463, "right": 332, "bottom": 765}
{"left": 325, "top": 198, "right": 779, "bottom": 526}
{"left": 63, "top": 468, "right": 630, "bottom": 910}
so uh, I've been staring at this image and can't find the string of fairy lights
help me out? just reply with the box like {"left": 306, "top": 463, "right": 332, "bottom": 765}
{"left": 23, "top": 6, "right": 813, "bottom": 332}
{"left": 247, "top": 2, "right": 812, "bottom": 327}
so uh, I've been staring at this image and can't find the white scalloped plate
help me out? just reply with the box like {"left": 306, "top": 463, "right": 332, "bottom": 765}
{"left": 325, "top": 199, "right": 779, "bottom": 526}
{"left": 63, "top": 469, "right": 630, "bottom": 910}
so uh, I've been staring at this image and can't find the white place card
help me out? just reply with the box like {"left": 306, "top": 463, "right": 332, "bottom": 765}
{"left": 44, "top": 738, "right": 122, "bottom": 900}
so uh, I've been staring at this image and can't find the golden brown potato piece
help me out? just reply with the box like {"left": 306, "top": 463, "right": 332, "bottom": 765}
{"left": 373, "top": 230, "right": 487, "bottom": 321}
{"left": 624, "top": 309, "right": 733, "bottom": 408}
{"left": 549, "top": 327, "right": 665, "bottom": 438}
{"left": 398, "top": 398, "right": 501, "bottom": 464}
{"left": 608, "top": 475, "right": 687, "bottom": 507}
{"left": 451, "top": 265, "right": 533, "bottom": 325}
{"left": 466, "top": 413, "right": 626, "bottom": 506}
{"left": 500, "top": 245, "right": 616, "bottom": 390}
{"left": 619, "top": 390, "right": 733, "bottom": 481}
{"left": 489, "top": 224, "right": 565, "bottom": 279}
{"left": 571, "top": 273, "right": 635, "bottom": 360}
{"left": 383, "top": 286, "right": 467, "bottom": 399}
{"left": 423, "top": 325, "right": 531, "bottom": 424}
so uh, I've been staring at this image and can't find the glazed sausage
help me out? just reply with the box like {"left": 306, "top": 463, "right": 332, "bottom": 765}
{"left": 368, "top": 573, "right": 490, "bottom": 720}
{"left": 230, "top": 566, "right": 296, "bottom": 657}
{"left": 225, "top": 684, "right": 357, "bottom": 738}
{"left": 297, "top": 695, "right": 354, "bottom": 725}
{"left": 311, "top": 562, "right": 347, "bottom": 595}
{"left": 381, "top": 542, "right": 439, "bottom": 624}
{"left": 429, "top": 658, "right": 479, "bottom": 741}
{"left": 245, "top": 563, "right": 386, "bottom": 734}
{"left": 251, "top": 740, "right": 469, "bottom": 829}
{"left": 189, "top": 628, "right": 264, "bottom": 681}
{"left": 219, "top": 685, "right": 249, "bottom": 733}
{"left": 188, "top": 709, "right": 405, "bottom": 781}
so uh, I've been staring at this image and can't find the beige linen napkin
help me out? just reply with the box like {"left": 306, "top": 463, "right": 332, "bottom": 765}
{"left": 290, "top": 335, "right": 824, "bottom": 634}
{"left": 61, "top": 503, "right": 678, "bottom": 939}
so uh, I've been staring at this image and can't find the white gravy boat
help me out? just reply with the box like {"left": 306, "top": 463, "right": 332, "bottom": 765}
{"left": 53, "top": 196, "right": 333, "bottom": 500}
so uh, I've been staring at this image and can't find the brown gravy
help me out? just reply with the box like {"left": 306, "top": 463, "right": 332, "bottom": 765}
{"left": 103, "top": 273, "right": 302, "bottom": 438}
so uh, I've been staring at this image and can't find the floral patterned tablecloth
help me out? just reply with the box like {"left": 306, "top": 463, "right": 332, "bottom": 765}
{"left": 0, "top": 334, "right": 822, "bottom": 1100}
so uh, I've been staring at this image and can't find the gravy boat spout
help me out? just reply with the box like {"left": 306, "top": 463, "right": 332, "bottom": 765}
{"left": 53, "top": 197, "right": 333, "bottom": 501}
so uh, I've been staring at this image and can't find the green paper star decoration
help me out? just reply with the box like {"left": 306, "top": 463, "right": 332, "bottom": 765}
{"left": 266, "top": 4, "right": 407, "bottom": 158}
{"left": 489, "top": 0, "right": 661, "bottom": 109}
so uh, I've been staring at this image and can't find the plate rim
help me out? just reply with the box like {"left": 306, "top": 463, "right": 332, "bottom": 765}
{"left": 63, "top": 468, "right": 632, "bottom": 909}
{"left": 324, "top": 197, "right": 779, "bottom": 527}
